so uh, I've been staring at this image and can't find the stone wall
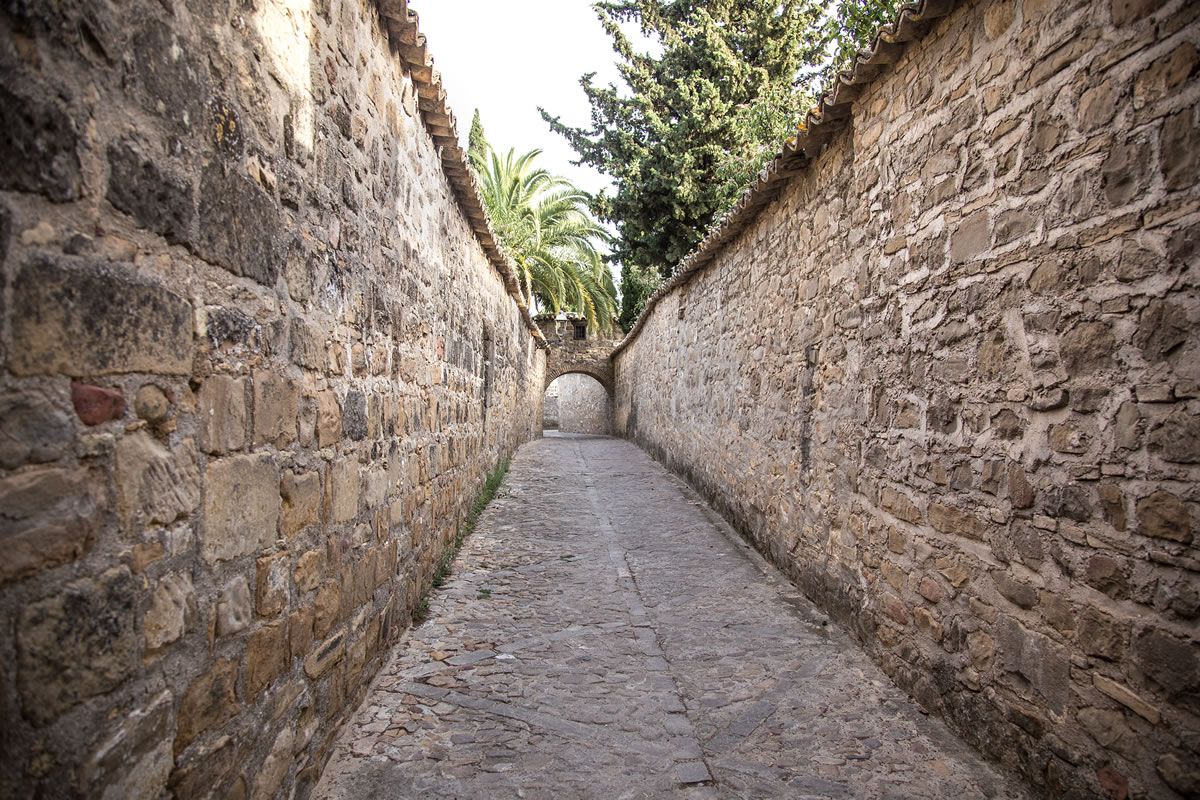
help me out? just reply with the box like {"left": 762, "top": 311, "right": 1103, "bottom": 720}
{"left": 538, "top": 317, "right": 617, "bottom": 392}
{"left": 0, "top": 1, "right": 545, "bottom": 798}
{"left": 551, "top": 373, "right": 612, "bottom": 435}
{"left": 543, "top": 383, "right": 561, "bottom": 429}
{"left": 613, "top": 0, "right": 1199, "bottom": 796}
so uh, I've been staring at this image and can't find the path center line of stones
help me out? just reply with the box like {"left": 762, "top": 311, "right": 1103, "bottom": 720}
{"left": 576, "top": 442, "right": 717, "bottom": 788}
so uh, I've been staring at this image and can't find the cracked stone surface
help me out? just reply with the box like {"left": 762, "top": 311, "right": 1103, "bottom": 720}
{"left": 314, "top": 434, "right": 1031, "bottom": 799}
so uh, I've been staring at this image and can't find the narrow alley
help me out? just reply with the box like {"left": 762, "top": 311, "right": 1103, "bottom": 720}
{"left": 315, "top": 435, "right": 1030, "bottom": 799}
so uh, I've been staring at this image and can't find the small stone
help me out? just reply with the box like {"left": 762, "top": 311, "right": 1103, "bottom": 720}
{"left": 198, "top": 375, "right": 247, "bottom": 455}
{"left": 1149, "top": 407, "right": 1200, "bottom": 464}
{"left": 134, "top": 385, "right": 171, "bottom": 423}
{"left": 1093, "top": 674, "right": 1160, "bottom": 724}
{"left": 935, "top": 555, "right": 970, "bottom": 587}
{"left": 304, "top": 632, "right": 345, "bottom": 678}
{"left": 913, "top": 606, "right": 942, "bottom": 641}
{"left": 314, "top": 581, "right": 342, "bottom": 637}
{"left": 950, "top": 212, "right": 990, "bottom": 263}
{"left": 256, "top": 553, "right": 290, "bottom": 618}
{"left": 879, "top": 487, "right": 921, "bottom": 524}
{"left": 317, "top": 391, "right": 342, "bottom": 447}
{"left": 1077, "top": 608, "right": 1129, "bottom": 661}
{"left": 1157, "top": 752, "right": 1200, "bottom": 796}
{"left": 927, "top": 502, "right": 985, "bottom": 540}
{"left": 1084, "top": 554, "right": 1129, "bottom": 599}
{"left": 71, "top": 382, "right": 125, "bottom": 425}
{"left": 918, "top": 576, "right": 945, "bottom": 603}
{"left": 144, "top": 572, "right": 193, "bottom": 652}
{"left": 672, "top": 761, "right": 712, "bottom": 785}
{"left": 216, "top": 576, "right": 252, "bottom": 636}
{"left": 992, "top": 570, "right": 1039, "bottom": 609}
{"left": 294, "top": 549, "right": 325, "bottom": 593}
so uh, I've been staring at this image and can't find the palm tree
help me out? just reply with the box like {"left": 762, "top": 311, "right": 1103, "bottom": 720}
{"left": 468, "top": 124, "right": 617, "bottom": 332}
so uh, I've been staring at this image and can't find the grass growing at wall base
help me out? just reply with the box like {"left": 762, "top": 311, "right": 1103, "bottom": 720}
{"left": 413, "top": 458, "right": 510, "bottom": 624}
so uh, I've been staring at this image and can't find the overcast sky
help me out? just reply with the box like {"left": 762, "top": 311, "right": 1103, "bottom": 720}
{"left": 412, "top": 0, "right": 630, "bottom": 197}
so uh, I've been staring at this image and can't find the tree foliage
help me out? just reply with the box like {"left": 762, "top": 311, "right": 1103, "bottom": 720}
{"left": 543, "top": 0, "right": 897, "bottom": 330}
{"left": 467, "top": 115, "right": 618, "bottom": 332}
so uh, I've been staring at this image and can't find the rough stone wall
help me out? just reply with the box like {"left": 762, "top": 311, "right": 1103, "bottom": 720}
{"left": 0, "top": 1, "right": 544, "bottom": 798}
{"left": 543, "top": 382, "right": 561, "bottom": 429}
{"left": 613, "top": 0, "right": 1199, "bottom": 796}
{"left": 551, "top": 373, "right": 612, "bottom": 435}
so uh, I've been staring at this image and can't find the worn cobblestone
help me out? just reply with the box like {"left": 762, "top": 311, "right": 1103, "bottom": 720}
{"left": 316, "top": 435, "right": 1030, "bottom": 799}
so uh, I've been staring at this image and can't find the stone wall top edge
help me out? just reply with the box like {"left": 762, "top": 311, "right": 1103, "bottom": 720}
{"left": 610, "top": 0, "right": 966, "bottom": 359}
{"left": 374, "top": 0, "right": 548, "bottom": 349}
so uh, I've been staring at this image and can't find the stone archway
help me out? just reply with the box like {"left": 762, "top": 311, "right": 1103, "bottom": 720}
{"left": 544, "top": 371, "right": 612, "bottom": 435}
{"left": 535, "top": 317, "right": 617, "bottom": 434}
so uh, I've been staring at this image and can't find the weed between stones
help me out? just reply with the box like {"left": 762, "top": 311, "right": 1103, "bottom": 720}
{"left": 414, "top": 459, "right": 510, "bottom": 624}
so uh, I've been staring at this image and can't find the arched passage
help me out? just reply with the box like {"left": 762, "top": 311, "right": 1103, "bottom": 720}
{"left": 543, "top": 372, "right": 612, "bottom": 435}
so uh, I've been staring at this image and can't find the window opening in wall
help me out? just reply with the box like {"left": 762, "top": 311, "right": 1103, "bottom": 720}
{"left": 573, "top": 321, "right": 587, "bottom": 340}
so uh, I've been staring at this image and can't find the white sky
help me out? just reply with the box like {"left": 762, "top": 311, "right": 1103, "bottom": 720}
{"left": 412, "top": 0, "right": 632, "bottom": 197}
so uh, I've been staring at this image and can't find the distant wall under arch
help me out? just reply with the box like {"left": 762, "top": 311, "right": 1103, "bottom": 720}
{"left": 545, "top": 372, "right": 611, "bottom": 435}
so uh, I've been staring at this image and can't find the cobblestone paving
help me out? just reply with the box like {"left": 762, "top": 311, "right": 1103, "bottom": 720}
{"left": 315, "top": 435, "right": 1031, "bottom": 800}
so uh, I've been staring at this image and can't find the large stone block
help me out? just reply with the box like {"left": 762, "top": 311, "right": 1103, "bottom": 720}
{"left": 1134, "top": 628, "right": 1199, "bottom": 712}
{"left": 0, "top": 466, "right": 98, "bottom": 586}
{"left": 175, "top": 659, "right": 238, "bottom": 754}
{"left": 202, "top": 453, "right": 281, "bottom": 564}
{"left": 1149, "top": 407, "right": 1200, "bottom": 464}
{"left": 106, "top": 138, "right": 195, "bottom": 243}
{"left": 0, "top": 392, "right": 72, "bottom": 468}
{"left": 0, "top": 85, "right": 81, "bottom": 201}
{"left": 198, "top": 375, "right": 247, "bottom": 455}
{"left": 115, "top": 432, "right": 202, "bottom": 530}
{"left": 281, "top": 469, "right": 321, "bottom": 537}
{"left": 252, "top": 370, "right": 298, "bottom": 447}
{"left": 10, "top": 256, "right": 194, "bottom": 376}
{"left": 244, "top": 622, "right": 288, "bottom": 697}
{"left": 81, "top": 690, "right": 173, "bottom": 800}
{"left": 328, "top": 458, "right": 361, "bottom": 523}
{"left": 17, "top": 567, "right": 138, "bottom": 726}
{"left": 250, "top": 726, "right": 294, "bottom": 800}
{"left": 995, "top": 616, "right": 1071, "bottom": 713}
{"left": 193, "top": 164, "right": 284, "bottom": 286}
{"left": 1136, "top": 489, "right": 1192, "bottom": 543}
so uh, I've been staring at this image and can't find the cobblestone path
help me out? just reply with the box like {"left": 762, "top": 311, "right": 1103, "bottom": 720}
{"left": 315, "top": 435, "right": 1030, "bottom": 800}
